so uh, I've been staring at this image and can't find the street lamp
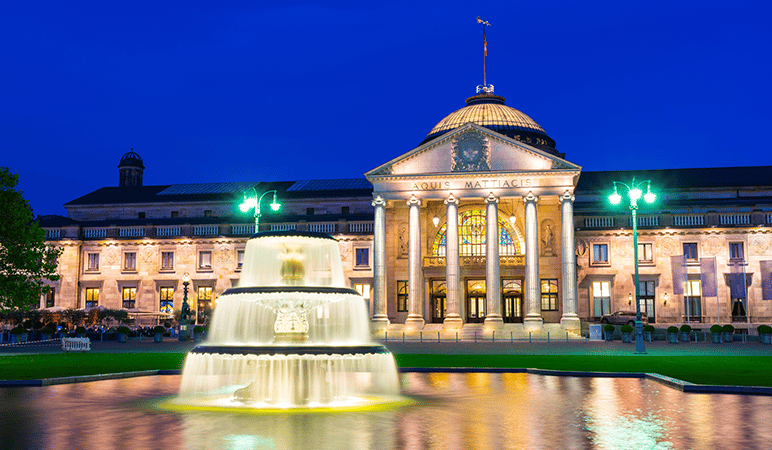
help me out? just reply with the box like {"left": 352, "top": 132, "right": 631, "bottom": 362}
{"left": 609, "top": 177, "right": 656, "bottom": 354}
{"left": 178, "top": 271, "right": 192, "bottom": 341}
{"left": 240, "top": 188, "right": 281, "bottom": 232}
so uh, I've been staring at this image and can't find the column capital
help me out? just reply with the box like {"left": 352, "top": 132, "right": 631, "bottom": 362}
{"left": 559, "top": 190, "right": 575, "bottom": 203}
{"left": 523, "top": 191, "right": 539, "bottom": 203}
{"left": 485, "top": 192, "right": 499, "bottom": 204}
{"left": 407, "top": 194, "right": 421, "bottom": 207}
{"left": 371, "top": 194, "right": 387, "bottom": 207}
{"left": 444, "top": 193, "right": 458, "bottom": 205}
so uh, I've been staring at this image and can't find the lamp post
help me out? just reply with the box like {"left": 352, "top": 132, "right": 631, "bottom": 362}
{"left": 240, "top": 188, "right": 281, "bottom": 232}
{"left": 178, "top": 272, "right": 192, "bottom": 341}
{"left": 609, "top": 177, "right": 656, "bottom": 354}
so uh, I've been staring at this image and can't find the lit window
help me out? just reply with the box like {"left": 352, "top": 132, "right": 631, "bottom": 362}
{"left": 45, "top": 288, "right": 55, "bottom": 308}
{"left": 122, "top": 287, "right": 137, "bottom": 309}
{"left": 354, "top": 283, "right": 371, "bottom": 299}
{"left": 197, "top": 286, "right": 213, "bottom": 323}
{"left": 161, "top": 251, "right": 174, "bottom": 270}
{"left": 124, "top": 252, "right": 136, "bottom": 271}
{"left": 397, "top": 280, "right": 408, "bottom": 312}
{"left": 355, "top": 248, "right": 370, "bottom": 267}
{"left": 85, "top": 288, "right": 99, "bottom": 308}
{"left": 592, "top": 281, "right": 610, "bottom": 317}
{"left": 160, "top": 287, "right": 174, "bottom": 314}
{"left": 637, "top": 243, "right": 653, "bottom": 263}
{"left": 87, "top": 253, "right": 100, "bottom": 271}
{"left": 683, "top": 243, "right": 698, "bottom": 261}
{"left": 237, "top": 250, "right": 245, "bottom": 269}
{"left": 729, "top": 242, "right": 744, "bottom": 260}
{"left": 592, "top": 244, "right": 608, "bottom": 264}
{"left": 199, "top": 251, "right": 212, "bottom": 269}
{"left": 540, "top": 279, "right": 558, "bottom": 311}
{"left": 685, "top": 280, "right": 701, "bottom": 321}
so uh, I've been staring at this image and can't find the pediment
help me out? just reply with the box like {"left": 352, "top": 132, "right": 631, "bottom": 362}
{"left": 366, "top": 124, "right": 580, "bottom": 178}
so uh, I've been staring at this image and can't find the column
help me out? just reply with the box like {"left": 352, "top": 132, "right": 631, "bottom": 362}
{"left": 484, "top": 193, "right": 504, "bottom": 330}
{"left": 443, "top": 194, "right": 463, "bottom": 329}
{"left": 560, "top": 191, "right": 580, "bottom": 330}
{"left": 405, "top": 195, "right": 425, "bottom": 330}
{"left": 371, "top": 194, "right": 389, "bottom": 331}
{"left": 523, "top": 192, "right": 543, "bottom": 329}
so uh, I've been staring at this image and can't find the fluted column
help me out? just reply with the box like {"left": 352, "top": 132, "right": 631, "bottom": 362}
{"left": 560, "top": 191, "right": 580, "bottom": 331}
{"left": 484, "top": 193, "right": 504, "bottom": 330}
{"left": 523, "top": 192, "right": 543, "bottom": 329}
{"left": 443, "top": 194, "right": 463, "bottom": 330}
{"left": 405, "top": 195, "right": 425, "bottom": 330}
{"left": 371, "top": 194, "right": 389, "bottom": 331}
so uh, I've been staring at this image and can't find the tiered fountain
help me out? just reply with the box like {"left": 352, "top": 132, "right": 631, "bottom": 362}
{"left": 176, "top": 231, "right": 401, "bottom": 410}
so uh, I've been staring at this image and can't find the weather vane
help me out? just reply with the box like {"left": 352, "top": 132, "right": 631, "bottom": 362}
{"left": 476, "top": 16, "right": 493, "bottom": 94}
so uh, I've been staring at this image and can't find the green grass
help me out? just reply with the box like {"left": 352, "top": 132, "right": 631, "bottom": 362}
{"left": 2, "top": 353, "right": 771, "bottom": 388}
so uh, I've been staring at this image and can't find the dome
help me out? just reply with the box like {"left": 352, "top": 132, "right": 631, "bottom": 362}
{"left": 423, "top": 91, "right": 560, "bottom": 156}
{"left": 118, "top": 150, "right": 144, "bottom": 169}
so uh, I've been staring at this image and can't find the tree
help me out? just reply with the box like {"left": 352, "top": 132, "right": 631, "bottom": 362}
{"left": 0, "top": 167, "right": 62, "bottom": 311}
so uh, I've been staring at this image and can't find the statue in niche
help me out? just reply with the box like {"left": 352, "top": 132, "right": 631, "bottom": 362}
{"left": 398, "top": 223, "right": 408, "bottom": 258}
{"left": 541, "top": 220, "right": 556, "bottom": 257}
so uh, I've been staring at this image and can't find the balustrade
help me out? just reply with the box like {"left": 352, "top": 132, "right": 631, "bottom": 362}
{"left": 156, "top": 226, "right": 181, "bottom": 237}
{"left": 719, "top": 214, "right": 750, "bottom": 225}
{"left": 584, "top": 216, "right": 614, "bottom": 228}
{"left": 673, "top": 214, "right": 704, "bottom": 226}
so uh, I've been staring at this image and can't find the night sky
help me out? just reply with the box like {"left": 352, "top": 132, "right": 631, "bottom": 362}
{"left": 3, "top": 1, "right": 771, "bottom": 216}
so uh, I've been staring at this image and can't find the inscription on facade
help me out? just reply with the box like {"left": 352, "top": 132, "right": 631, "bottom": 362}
{"left": 410, "top": 178, "right": 534, "bottom": 191}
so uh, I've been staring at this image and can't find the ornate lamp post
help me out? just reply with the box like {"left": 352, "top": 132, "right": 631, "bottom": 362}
{"left": 178, "top": 272, "right": 192, "bottom": 341}
{"left": 240, "top": 188, "right": 281, "bottom": 232}
{"left": 609, "top": 177, "right": 656, "bottom": 354}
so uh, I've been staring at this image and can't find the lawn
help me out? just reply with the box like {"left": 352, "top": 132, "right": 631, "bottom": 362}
{"left": 2, "top": 352, "right": 771, "bottom": 387}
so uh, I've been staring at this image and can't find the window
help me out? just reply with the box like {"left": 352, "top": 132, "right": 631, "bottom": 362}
{"left": 161, "top": 251, "right": 174, "bottom": 270}
{"left": 171, "top": 211, "right": 179, "bottom": 218}
{"left": 638, "top": 280, "right": 655, "bottom": 322}
{"left": 237, "top": 250, "right": 245, "bottom": 269}
{"left": 729, "top": 242, "right": 744, "bottom": 260}
{"left": 85, "top": 288, "right": 99, "bottom": 308}
{"left": 397, "top": 280, "right": 408, "bottom": 312}
{"left": 122, "top": 287, "right": 137, "bottom": 309}
{"left": 306, "top": 208, "right": 314, "bottom": 215}
{"left": 160, "top": 287, "right": 174, "bottom": 314}
{"left": 124, "top": 252, "right": 137, "bottom": 271}
{"left": 592, "top": 244, "right": 608, "bottom": 264}
{"left": 592, "top": 281, "right": 611, "bottom": 317}
{"left": 204, "top": 210, "right": 213, "bottom": 217}
{"left": 540, "top": 279, "right": 558, "bottom": 311}
{"left": 637, "top": 243, "right": 653, "bottom": 263}
{"left": 197, "top": 286, "right": 213, "bottom": 323}
{"left": 45, "top": 288, "right": 55, "bottom": 308}
{"left": 684, "top": 280, "right": 701, "bottom": 322}
{"left": 199, "top": 251, "right": 212, "bottom": 269}
{"left": 683, "top": 242, "right": 698, "bottom": 261}
{"left": 354, "top": 283, "right": 371, "bottom": 300}
{"left": 341, "top": 206, "right": 350, "bottom": 214}
{"left": 138, "top": 212, "right": 145, "bottom": 219}
{"left": 431, "top": 210, "right": 521, "bottom": 257}
{"left": 87, "top": 253, "right": 99, "bottom": 271}
{"left": 355, "top": 248, "right": 370, "bottom": 267}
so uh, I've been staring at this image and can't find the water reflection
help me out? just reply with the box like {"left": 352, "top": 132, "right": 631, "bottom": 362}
{"left": 1, "top": 374, "right": 771, "bottom": 450}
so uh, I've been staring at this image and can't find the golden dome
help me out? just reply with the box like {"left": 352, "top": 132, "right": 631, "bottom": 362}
{"left": 423, "top": 92, "right": 559, "bottom": 155}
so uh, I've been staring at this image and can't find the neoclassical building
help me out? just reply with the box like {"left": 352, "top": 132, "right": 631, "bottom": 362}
{"left": 39, "top": 88, "right": 772, "bottom": 332}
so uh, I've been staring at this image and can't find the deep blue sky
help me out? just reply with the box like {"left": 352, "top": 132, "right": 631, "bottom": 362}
{"left": 3, "top": 1, "right": 771, "bottom": 216}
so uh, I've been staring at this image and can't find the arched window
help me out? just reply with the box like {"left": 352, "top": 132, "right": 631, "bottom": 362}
{"left": 431, "top": 210, "right": 524, "bottom": 257}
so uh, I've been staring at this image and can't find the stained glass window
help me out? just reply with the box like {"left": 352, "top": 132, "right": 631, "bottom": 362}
{"left": 431, "top": 210, "right": 522, "bottom": 257}
{"left": 160, "top": 287, "right": 174, "bottom": 314}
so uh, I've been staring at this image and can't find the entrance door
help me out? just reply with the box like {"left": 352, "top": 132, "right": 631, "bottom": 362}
{"left": 431, "top": 280, "right": 447, "bottom": 323}
{"left": 502, "top": 279, "right": 523, "bottom": 323}
{"left": 466, "top": 279, "right": 486, "bottom": 323}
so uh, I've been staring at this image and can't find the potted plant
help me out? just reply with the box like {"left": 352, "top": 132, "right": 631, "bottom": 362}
{"left": 667, "top": 326, "right": 679, "bottom": 344}
{"left": 722, "top": 324, "right": 735, "bottom": 343}
{"left": 10, "top": 325, "right": 28, "bottom": 344}
{"left": 679, "top": 324, "right": 692, "bottom": 342}
{"left": 75, "top": 326, "right": 87, "bottom": 338}
{"left": 643, "top": 325, "right": 655, "bottom": 342}
{"left": 41, "top": 326, "right": 54, "bottom": 340}
{"left": 193, "top": 325, "right": 204, "bottom": 342}
{"left": 757, "top": 325, "right": 772, "bottom": 345}
{"left": 602, "top": 324, "right": 614, "bottom": 341}
{"left": 620, "top": 324, "right": 633, "bottom": 343}
{"left": 710, "top": 324, "right": 723, "bottom": 343}
{"left": 153, "top": 325, "right": 166, "bottom": 343}
{"left": 117, "top": 326, "right": 130, "bottom": 343}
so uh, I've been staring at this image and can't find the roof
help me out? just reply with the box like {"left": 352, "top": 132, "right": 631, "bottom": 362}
{"left": 577, "top": 166, "right": 772, "bottom": 192}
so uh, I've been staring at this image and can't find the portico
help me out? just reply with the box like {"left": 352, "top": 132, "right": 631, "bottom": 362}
{"left": 366, "top": 123, "right": 581, "bottom": 333}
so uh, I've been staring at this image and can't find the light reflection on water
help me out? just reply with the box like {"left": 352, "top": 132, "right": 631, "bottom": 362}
{"left": 2, "top": 374, "right": 771, "bottom": 450}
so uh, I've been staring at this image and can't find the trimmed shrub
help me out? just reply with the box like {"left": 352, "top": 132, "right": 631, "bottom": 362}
{"left": 679, "top": 324, "right": 692, "bottom": 332}
{"left": 117, "top": 326, "right": 131, "bottom": 334}
{"left": 667, "top": 326, "right": 678, "bottom": 333}
{"left": 193, "top": 325, "right": 204, "bottom": 334}
{"left": 643, "top": 325, "right": 655, "bottom": 332}
{"left": 41, "top": 326, "right": 54, "bottom": 335}
{"left": 154, "top": 325, "right": 166, "bottom": 334}
{"left": 10, "top": 326, "right": 26, "bottom": 335}
{"left": 710, "top": 324, "right": 723, "bottom": 333}
{"left": 620, "top": 325, "right": 634, "bottom": 333}
{"left": 757, "top": 325, "right": 772, "bottom": 335}
{"left": 722, "top": 324, "right": 735, "bottom": 333}
{"left": 75, "top": 326, "right": 87, "bottom": 334}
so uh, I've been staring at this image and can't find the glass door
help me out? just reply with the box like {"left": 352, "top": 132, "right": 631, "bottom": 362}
{"left": 466, "top": 279, "right": 486, "bottom": 323}
{"left": 431, "top": 280, "right": 447, "bottom": 323}
{"left": 502, "top": 279, "right": 523, "bottom": 323}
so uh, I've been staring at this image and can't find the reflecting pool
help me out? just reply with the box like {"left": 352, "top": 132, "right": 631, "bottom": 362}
{"left": 2, "top": 373, "right": 771, "bottom": 450}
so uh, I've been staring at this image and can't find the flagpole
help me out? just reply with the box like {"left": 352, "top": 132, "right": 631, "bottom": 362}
{"left": 477, "top": 16, "right": 490, "bottom": 91}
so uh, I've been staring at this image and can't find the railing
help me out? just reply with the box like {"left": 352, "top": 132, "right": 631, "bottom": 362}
{"left": 45, "top": 229, "right": 61, "bottom": 239}
{"left": 61, "top": 337, "right": 90, "bottom": 352}
{"left": 231, "top": 224, "right": 255, "bottom": 235}
{"left": 119, "top": 227, "right": 144, "bottom": 237}
{"left": 309, "top": 223, "right": 336, "bottom": 233}
{"left": 425, "top": 255, "right": 525, "bottom": 267}
{"left": 673, "top": 214, "right": 704, "bottom": 226}
{"left": 719, "top": 214, "right": 750, "bottom": 225}
{"left": 584, "top": 216, "right": 614, "bottom": 228}
{"left": 83, "top": 228, "right": 108, "bottom": 238}
{"left": 630, "top": 215, "right": 659, "bottom": 227}
{"left": 270, "top": 223, "right": 297, "bottom": 231}
{"left": 193, "top": 225, "right": 219, "bottom": 236}
{"left": 156, "top": 226, "right": 181, "bottom": 237}
{"left": 349, "top": 222, "right": 373, "bottom": 233}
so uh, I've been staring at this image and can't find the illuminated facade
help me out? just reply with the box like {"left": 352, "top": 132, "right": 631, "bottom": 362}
{"left": 40, "top": 90, "right": 772, "bottom": 331}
